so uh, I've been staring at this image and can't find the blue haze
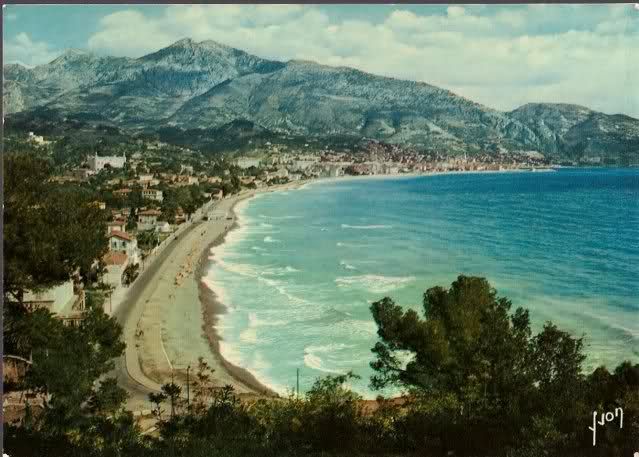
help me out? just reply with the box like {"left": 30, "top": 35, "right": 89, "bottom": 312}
{"left": 205, "top": 169, "right": 639, "bottom": 397}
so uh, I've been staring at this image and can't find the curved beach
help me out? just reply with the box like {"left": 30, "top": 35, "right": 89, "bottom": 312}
{"left": 189, "top": 169, "right": 639, "bottom": 398}
{"left": 126, "top": 182, "right": 305, "bottom": 404}
{"left": 128, "top": 169, "right": 638, "bottom": 403}
{"left": 195, "top": 193, "right": 277, "bottom": 397}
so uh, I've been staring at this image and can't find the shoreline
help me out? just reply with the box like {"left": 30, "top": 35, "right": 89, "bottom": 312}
{"left": 196, "top": 183, "right": 304, "bottom": 397}
{"left": 300, "top": 167, "right": 557, "bottom": 189}
{"left": 196, "top": 195, "right": 277, "bottom": 397}
{"left": 192, "top": 169, "right": 552, "bottom": 396}
{"left": 135, "top": 167, "right": 633, "bottom": 405}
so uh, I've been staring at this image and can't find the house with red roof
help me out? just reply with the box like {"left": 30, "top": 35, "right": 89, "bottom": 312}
{"left": 107, "top": 219, "right": 127, "bottom": 234}
{"left": 108, "top": 231, "right": 140, "bottom": 265}
{"left": 137, "top": 209, "right": 163, "bottom": 231}
{"left": 102, "top": 251, "right": 129, "bottom": 291}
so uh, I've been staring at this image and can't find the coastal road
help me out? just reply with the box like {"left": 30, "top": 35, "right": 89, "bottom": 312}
{"left": 112, "top": 218, "right": 208, "bottom": 409}
{"left": 110, "top": 194, "right": 250, "bottom": 411}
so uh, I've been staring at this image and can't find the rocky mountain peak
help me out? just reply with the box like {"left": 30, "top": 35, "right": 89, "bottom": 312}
{"left": 168, "top": 37, "right": 194, "bottom": 48}
{"left": 49, "top": 48, "right": 94, "bottom": 64}
{"left": 3, "top": 38, "right": 638, "bottom": 162}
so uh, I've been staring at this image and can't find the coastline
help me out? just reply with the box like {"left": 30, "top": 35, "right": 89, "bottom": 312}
{"left": 139, "top": 167, "right": 630, "bottom": 404}
{"left": 195, "top": 182, "right": 304, "bottom": 397}
{"left": 300, "top": 167, "right": 557, "bottom": 189}
{"left": 192, "top": 169, "right": 555, "bottom": 396}
{"left": 196, "top": 195, "right": 276, "bottom": 397}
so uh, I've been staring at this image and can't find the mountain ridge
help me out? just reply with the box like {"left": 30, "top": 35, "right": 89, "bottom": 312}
{"left": 4, "top": 38, "right": 638, "bottom": 161}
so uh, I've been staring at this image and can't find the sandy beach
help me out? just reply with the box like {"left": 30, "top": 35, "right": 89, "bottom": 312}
{"left": 120, "top": 169, "right": 557, "bottom": 409}
{"left": 116, "top": 181, "right": 304, "bottom": 409}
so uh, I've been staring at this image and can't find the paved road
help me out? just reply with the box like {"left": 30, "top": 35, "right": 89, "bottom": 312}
{"left": 110, "top": 207, "right": 213, "bottom": 410}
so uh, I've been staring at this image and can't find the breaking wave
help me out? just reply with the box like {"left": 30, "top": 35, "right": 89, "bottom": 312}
{"left": 335, "top": 274, "right": 416, "bottom": 294}
{"left": 341, "top": 224, "right": 392, "bottom": 230}
{"left": 260, "top": 214, "right": 302, "bottom": 220}
{"left": 336, "top": 241, "right": 369, "bottom": 248}
{"left": 339, "top": 260, "right": 357, "bottom": 270}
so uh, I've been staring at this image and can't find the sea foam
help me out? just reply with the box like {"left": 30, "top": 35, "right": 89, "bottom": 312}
{"left": 339, "top": 260, "right": 357, "bottom": 270}
{"left": 335, "top": 274, "right": 416, "bottom": 294}
{"left": 341, "top": 224, "right": 393, "bottom": 229}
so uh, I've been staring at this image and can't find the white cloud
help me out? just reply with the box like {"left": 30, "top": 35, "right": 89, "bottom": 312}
{"left": 78, "top": 4, "right": 637, "bottom": 117}
{"left": 3, "top": 32, "right": 59, "bottom": 67}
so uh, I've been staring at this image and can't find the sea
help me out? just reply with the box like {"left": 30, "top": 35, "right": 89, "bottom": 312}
{"left": 203, "top": 168, "right": 639, "bottom": 397}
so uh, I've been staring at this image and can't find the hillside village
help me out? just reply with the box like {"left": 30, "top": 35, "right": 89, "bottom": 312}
{"left": 9, "top": 127, "right": 557, "bottom": 327}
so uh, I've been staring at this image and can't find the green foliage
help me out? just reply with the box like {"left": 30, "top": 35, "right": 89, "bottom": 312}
{"left": 160, "top": 185, "right": 208, "bottom": 223}
{"left": 3, "top": 153, "right": 109, "bottom": 302}
{"left": 2, "top": 299, "right": 126, "bottom": 440}
{"left": 85, "top": 289, "right": 106, "bottom": 310}
{"left": 220, "top": 174, "right": 242, "bottom": 196}
{"left": 122, "top": 263, "right": 140, "bottom": 285}
{"left": 88, "top": 378, "right": 129, "bottom": 416}
{"left": 4, "top": 274, "right": 638, "bottom": 457}
{"left": 370, "top": 276, "right": 534, "bottom": 407}
{"left": 161, "top": 382, "right": 183, "bottom": 420}
{"left": 24, "top": 307, "right": 126, "bottom": 428}
{"left": 148, "top": 392, "right": 168, "bottom": 421}
{"left": 369, "top": 275, "right": 634, "bottom": 456}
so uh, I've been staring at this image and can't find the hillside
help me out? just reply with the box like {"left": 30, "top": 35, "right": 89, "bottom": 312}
{"left": 4, "top": 38, "right": 639, "bottom": 161}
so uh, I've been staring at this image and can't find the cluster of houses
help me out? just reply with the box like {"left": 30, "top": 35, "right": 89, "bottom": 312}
{"left": 19, "top": 138, "right": 552, "bottom": 326}
{"left": 234, "top": 141, "right": 551, "bottom": 178}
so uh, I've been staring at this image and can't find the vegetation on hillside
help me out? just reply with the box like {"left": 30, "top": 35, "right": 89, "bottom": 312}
{"left": 4, "top": 276, "right": 638, "bottom": 456}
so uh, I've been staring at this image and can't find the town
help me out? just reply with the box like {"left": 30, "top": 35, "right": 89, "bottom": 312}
{"left": 7, "top": 129, "right": 558, "bottom": 327}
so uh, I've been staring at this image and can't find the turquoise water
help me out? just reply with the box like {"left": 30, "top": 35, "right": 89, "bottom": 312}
{"left": 204, "top": 169, "right": 639, "bottom": 397}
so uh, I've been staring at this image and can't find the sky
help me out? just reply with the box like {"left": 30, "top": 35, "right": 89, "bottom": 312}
{"left": 3, "top": 4, "right": 638, "bottom": 117}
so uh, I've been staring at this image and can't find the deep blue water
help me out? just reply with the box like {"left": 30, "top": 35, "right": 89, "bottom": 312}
{"left": 204, "top": 169, "right": 639, "bottom": 397}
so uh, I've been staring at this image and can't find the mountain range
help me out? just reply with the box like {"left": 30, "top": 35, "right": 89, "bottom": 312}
{"left": 4, "top": 38, "right": 639, "bottom": 161}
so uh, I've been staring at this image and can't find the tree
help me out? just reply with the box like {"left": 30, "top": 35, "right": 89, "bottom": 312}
{"left": 88, "top": 377, "right": 129, "bottom": 416}
{"left": 370, "top": 276, "right": 532, "bottom": 398}
{"left": 161, "top": 381, "right": 182, "bottom": 420}
{"left": 303, "top": 372, "right": 363, "bottom": 451}
{"left": 369, "top": 275, "right": 587, "bottom": 454}
{"left": 136, "top": 231, "right": 159, "bottom": 251}
{"left": 191, "top": 357, "right": 217, "bottom": 414}
{"left": 148, "top": 392, "right": 167, "bottom": 421}
{"left": 3, "top": 153, "right": 108, "bottom": 304}
{"left": 122, "top": 263, "right": 140, "bottom": 286}
{"left": 530, "top": 322, "right": 586, "bottom": 419}
{"left": 19, "top": 306, "right": 126, "bottom": 431}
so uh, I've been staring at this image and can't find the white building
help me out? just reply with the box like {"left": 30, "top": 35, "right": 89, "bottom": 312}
{"left": 292, "top": 160, "right": 318, "bottom": 172}
{"left": 108, "top": 231, "right": 140, "bottom": 265}
{"left": 138, "top": 174, "right": 156, "bottom": 187}
{"left": 88, "top": 153, "right": 126, "bottom": 171}
{"left": 102, "top": 252, "right": 129, "bottom": 290}
{"left": 28, "top": 131, "right": 50, "bottom": 146}
{"left": 155, "top": 221, "right": 172, "bottom": 233}
{"left": 23, "top": 279, "right": 85, "bottom": 323}
{"left": 181, "top": 165, "right": 194, "bottom": 175}
{"left": 236, "top": 158, "right": 261, "bottom": 169}
{"left": 142, "top": 189, "right": 164, "bottom": 202}
{"left": 137, "top": 209, "right": 162, "bottom": 231}
{"left": 107, "top": 219, "right": 127, "bottom": 233}
{"left": 270, "top": 168, "right": 289, "bottom": 179}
